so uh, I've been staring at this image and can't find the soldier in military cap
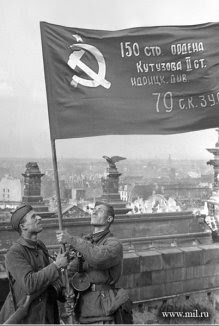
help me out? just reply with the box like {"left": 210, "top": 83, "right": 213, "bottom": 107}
{"left": 57, "top": 202, "right": 132, "bottom": 324}
{"left": 0, "top": 204, "right": 68, "bottom": 324}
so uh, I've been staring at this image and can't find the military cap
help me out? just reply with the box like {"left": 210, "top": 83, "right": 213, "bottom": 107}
{"left": 11, "top": 204, "right": 33, "bottom": 231}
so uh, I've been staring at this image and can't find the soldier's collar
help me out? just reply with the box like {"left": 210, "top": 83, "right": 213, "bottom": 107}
{"left": 17, "top": 237, "right": 39, "bottom": 249}
{"left": 91, "top": 229, "right": 112, "bottom": 243}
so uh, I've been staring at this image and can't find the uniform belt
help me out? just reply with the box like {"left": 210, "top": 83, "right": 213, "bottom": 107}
{"left": 90, "top": 284, "right": 113, "bottom": 292}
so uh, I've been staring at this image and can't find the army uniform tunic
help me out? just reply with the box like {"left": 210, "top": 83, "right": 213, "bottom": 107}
{"left": 0, "top": 237, "right": 62, "bottom": 324}
{"left": 68, "top": 229, "right": 123, "bottom": 324}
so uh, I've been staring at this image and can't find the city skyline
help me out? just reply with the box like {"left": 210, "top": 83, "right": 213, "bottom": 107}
{"left": 1, "top": 0, "right": 219, "bottom": 159}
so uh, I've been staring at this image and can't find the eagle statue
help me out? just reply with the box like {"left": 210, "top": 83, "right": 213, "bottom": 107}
{"left": 102, "top": 156, "right": 126, "bottom": 170}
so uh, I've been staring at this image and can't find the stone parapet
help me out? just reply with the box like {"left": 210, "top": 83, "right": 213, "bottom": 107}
{"left": 118, "top": 243, "right": 219, "bottom": 302}
{"left": 1, "top": 242, "right": 219, "bottom": 322}
{"left": 0, "top": 211, "right": 212, "bottom": 251}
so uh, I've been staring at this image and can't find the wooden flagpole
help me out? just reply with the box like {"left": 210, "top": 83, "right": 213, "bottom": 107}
{"left": 50, "top": 139, "right": 75, "bottom": 324}
{"left": 41, "top": 25, "right": 76, "bottom": 322}
{"left": 50, "top": 139, "right": 63, "bottom": 230}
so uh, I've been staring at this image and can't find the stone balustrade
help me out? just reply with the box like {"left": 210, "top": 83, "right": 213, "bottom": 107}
{"left": 119, "top": 244, "right": 219, "bottom": 303}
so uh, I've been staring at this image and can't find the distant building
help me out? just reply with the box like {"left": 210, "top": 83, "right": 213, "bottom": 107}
{"left": 72, "top": 188, "right": 86, "bottom": 202}
{"left": 0, "top": 175, "right": 21, "bottom": 203}
{"left": 119, "top": 184, "right": 129, "bottom": 201}
{"left": 126, "top": 183, "right": 162, "bottom": 202}
{"left": 127, "top": 194, "right": 181, "bottom": 214}
{"left": 61, "top": 203, "right": 89, "bottom": 218}
{"left": 162, "top": 183, "right": 211, "bottom": 203}
{"left": 85, "top": 186, "right": 102, "bottom": 201}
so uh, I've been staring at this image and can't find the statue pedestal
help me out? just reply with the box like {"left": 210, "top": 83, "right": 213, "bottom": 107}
{"left": 22, "top": 162, "right": 49, "bottom": 213}
{"left": 100, "top": 169, "right": 131, "bottom": 215}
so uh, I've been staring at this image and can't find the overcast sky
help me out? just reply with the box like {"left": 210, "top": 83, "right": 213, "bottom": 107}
{"left": 1, "top": 0, "right": 219, "bottom": 160}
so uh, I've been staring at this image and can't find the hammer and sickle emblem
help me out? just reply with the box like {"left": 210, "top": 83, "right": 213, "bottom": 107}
{"left": 68, "top": 44, "right": 111, "bottom": 89}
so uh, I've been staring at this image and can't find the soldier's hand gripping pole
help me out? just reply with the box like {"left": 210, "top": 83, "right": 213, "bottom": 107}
{"left": 60, "top": 242, "right": 76, "bottom": 324}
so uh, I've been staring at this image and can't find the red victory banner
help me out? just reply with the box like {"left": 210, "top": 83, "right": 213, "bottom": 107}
{"left": 40, "top": 21, "right": 219, "bottom": 139}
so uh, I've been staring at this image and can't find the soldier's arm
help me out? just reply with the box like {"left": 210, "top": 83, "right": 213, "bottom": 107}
{"left": 69, "top": 237, "right": 123, "bottom": 269}
{"left": 6, "top": 247, "right": 60, "bottom": 295}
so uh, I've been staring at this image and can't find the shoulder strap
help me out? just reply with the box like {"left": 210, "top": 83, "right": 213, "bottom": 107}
{"left": 37, "top": 241, "right": 49, "bottom": 256}
{"left": 7, "top": 270, "right": 17, "bottom": 310}
{"left": 37, "top": 240, "right": 54, "bottom": 262}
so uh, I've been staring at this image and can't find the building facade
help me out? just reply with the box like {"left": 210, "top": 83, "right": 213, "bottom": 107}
{"left": 0, "top": 175, "right": 21, "bottom": 203}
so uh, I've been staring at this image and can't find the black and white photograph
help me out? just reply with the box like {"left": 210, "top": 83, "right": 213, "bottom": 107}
{"left": 1, "top": 0, "right": 219, "bottom": 324}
